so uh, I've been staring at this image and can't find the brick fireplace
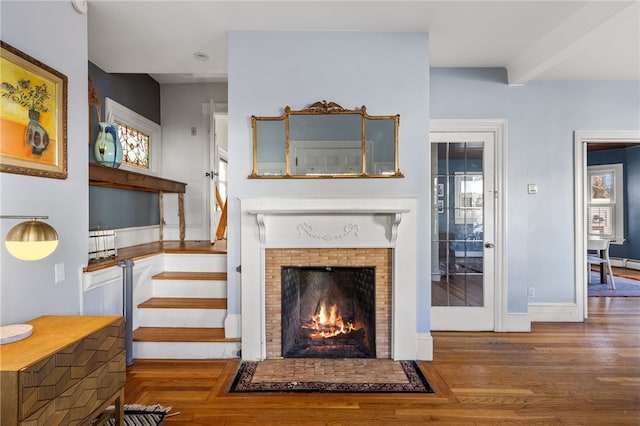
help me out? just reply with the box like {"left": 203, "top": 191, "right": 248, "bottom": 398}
{"left": 240, "top": 197, "right": 417, "bottom": 361}
{"left": 266, "top": 248, "right": 391, "bottom": 359}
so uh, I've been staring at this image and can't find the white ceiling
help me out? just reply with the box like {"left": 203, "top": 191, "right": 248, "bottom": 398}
{"left": 87, "top": 0, "right": 640, "bottom": 85}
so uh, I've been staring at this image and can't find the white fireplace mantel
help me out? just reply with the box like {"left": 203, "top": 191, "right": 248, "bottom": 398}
{"left": 240, "top": 197, "right": 419, "bottom": 361}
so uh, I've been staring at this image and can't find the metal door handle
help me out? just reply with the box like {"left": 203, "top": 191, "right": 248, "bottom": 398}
{"left": 484, "top": 242, "right": 494, "bottom": 248}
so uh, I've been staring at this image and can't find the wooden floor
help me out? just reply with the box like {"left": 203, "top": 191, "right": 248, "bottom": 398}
{"left": 123, "top": 297, "right": 640, "bottom": 425}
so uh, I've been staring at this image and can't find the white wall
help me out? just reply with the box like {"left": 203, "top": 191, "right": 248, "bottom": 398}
{"left": 0, "top": 1, "right": 88, "bottom": 324}
{"left": 160, "top": 83, "right": 227, "bottom": 240}
{"left": 227, "top": 31, "right": 431, "bottom": 330}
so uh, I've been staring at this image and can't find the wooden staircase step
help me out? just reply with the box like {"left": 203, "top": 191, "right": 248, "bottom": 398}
{"left": 138, "top": 297, "right": 227, "bottom": 309}
{"left": 133, "top": 327, "right": 240, "bottom": 342}
{"left": 152, "top": 271, "right": 227, "bottom": 280}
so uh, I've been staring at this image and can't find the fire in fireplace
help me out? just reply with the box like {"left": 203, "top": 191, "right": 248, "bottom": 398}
{"left": 281, "top": 266, "right": 376, "bottom": 358}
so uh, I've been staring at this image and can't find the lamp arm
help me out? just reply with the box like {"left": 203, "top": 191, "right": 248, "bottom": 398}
{"left": 0, "top": 215, "right": 49, "bottom": 220}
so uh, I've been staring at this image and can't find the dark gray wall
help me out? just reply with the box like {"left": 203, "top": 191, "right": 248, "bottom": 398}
{"left": 88, "top": 62, "right": 161, "bottom": 230}
{"left": 588, "top": 145, "right": 640, "bottom": 261}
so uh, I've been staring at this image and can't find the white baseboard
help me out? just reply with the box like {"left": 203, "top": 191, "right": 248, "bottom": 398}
{"left": 116, "top": 225, "right": 160, "bottom": 248}
{"left": 528, "top": 302, "right": 581, "bottom": 322}
{"left": 626, "top": 259, "right": 640, "bottom": 270}
{"left": 416, "top": 333, "right": 433, "bottom": 361}
{"left": 610, "top": 257, "right": 640, "bottom": 270}
{"left": 500, "top": 313, "right": 531, "bottom": 332}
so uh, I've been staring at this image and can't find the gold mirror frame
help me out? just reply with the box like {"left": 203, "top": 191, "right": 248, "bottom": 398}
{"left": 250, "top": 100, "right": 402, "bottom": 178}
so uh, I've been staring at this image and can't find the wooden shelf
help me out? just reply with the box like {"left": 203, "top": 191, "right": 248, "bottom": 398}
{"left": 89, "top": 162, "right": 187, "bottom": 241}
{"left": 89, "top": 162, "right": 186, "bottom": 193}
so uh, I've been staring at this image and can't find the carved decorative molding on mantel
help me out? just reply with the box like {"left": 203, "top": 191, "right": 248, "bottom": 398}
{"left": 296, "top": 222, "right": 360, "bottom": 241}
{"left": 248, "top": 208, "right": 409, "bottom": 246}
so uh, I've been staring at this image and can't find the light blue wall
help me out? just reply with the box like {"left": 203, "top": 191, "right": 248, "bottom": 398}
{"left": 228, "top": 31, "right": 431, "bottom": 331}
{"left": 431, "top": 68, "right": 640, "bottom": 311}
{"left": 1, "top": 1, "right": 88, "bottom": 324}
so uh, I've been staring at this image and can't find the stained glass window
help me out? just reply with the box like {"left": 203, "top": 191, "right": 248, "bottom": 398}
{"left": 116, "top": 121, "right": 149, "bottom": 168}
{"left": 105, "top": 97, "right": 161, "bottom": 175}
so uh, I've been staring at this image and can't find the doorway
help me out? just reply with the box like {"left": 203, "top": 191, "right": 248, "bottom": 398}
{"left": 574, "top": 131, "right": 640, "bottom": 318}
{"left": 430, "top": 120, "right": 507, "bottom": 331}
{"left": 208, "top": 101, "right": 228, "bottom": 244}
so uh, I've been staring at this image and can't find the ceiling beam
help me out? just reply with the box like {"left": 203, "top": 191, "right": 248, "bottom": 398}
{"left": 506, "top": 1, "right": 638, "bottom": 85}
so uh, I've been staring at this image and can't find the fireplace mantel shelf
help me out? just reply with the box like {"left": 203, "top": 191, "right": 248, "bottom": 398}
{"left": 247, "top": 208, "right": 410, "bottom": 215}
{"left": 247, "top": 207, "right": 410, "bottom": 246}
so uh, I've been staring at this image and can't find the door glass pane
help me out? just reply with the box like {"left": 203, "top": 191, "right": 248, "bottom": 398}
{"left": 431, "top": 142, "right": 484, "bottom": 307}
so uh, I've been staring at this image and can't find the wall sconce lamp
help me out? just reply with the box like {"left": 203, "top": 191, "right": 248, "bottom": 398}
{"left": 1, "top": 215, "right": 58, "bottom": 261}
{"left": 0, "top": 216, "right": 58, "bottom": 345}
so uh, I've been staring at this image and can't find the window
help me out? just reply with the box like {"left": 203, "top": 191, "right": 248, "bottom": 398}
{"left": 454, "top": 172, "right": 483, "bottom": 225}
{"left": 105, "top": 97, "right": 161, "bottom": 175}
{"left": 587, "top": 164, "right": 624, "bottom": 243}
{"left": 118, "top": 122, "right": 149, "bottom": 168}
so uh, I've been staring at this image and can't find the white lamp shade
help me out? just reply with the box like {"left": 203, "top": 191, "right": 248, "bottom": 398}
{"left": 4, "top": 220, "right": 58, "bottom": 261}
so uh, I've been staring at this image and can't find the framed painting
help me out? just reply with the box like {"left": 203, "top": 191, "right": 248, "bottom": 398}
{"left": 0, "top": 41, "right": 67, "bottom": 179}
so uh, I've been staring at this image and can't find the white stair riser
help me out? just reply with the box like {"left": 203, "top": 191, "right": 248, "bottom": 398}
{"left": 134, "top": 341, "right": 241, "bottom": 359}
{"left": 138, "top": 308, "right": 227, "bottom": 327}
{"left": 152, "top": 280, "right": 227, "bottom": 298}
{"left": 164, "top": 254, "right": 226, "bottom": 273}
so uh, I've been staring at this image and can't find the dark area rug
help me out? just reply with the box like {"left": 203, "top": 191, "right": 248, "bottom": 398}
{"left": 229, "top": 360, "right": 434, "bottom": 393}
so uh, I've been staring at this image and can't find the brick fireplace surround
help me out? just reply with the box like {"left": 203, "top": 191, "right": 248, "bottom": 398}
{"left": 240, "top": 197, "right": 419, "bottom": 361}
{"left": 266, "top": 248, "right": 392, "bottom": 359}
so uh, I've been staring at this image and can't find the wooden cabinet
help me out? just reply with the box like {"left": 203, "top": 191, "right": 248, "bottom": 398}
{"left": 0, "top": 316, "right": 125, "bottom": 425}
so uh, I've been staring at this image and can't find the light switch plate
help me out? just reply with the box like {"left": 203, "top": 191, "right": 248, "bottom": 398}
{"left": 55, "top": 263, "right": 65, "bottom": 283}
{"left": 528, "top": 184, "right": 537, "bottom": 194}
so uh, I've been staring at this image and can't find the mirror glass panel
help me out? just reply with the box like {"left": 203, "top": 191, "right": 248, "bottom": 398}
{"left": 255, "top": 120, "right": 286, "bottom": 176}
{"left": 251, "top": 101, "right": 402, "bottom": 178}
{"left": 365, "top": 118, "right": 396, "bottom": 175}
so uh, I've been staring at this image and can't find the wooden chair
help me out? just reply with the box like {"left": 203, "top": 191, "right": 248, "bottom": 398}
{"left": 587, "top": 237, "right": 616, "bottom": 289}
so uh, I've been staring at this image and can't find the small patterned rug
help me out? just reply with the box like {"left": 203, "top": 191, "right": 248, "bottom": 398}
{"left": 95, "top": 404, "right": 174, "bottom": 426}
{"left": 229, "top": 359, "right": 434, "bottom": 393}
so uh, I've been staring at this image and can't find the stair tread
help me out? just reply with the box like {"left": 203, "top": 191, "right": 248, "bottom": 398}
{"left": 133, "top": 327, "right": 240, "bottom": 342}
{"left": 152, "top": 271, "right": 227, "bottom": 280}
{"left": 138, "top": 297, "right": 227, "bottom": 309}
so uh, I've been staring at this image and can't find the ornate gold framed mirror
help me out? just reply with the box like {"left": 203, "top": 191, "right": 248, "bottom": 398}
{"left": 250, "top": 101, "right": 402, "bottom": 178}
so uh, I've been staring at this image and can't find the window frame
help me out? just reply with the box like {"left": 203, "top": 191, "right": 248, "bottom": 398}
{"left": 105, "top": 97, "right": 161, "bottom": 176}
{"left": 587, "top": 163, "right": 624, "bottom": 244}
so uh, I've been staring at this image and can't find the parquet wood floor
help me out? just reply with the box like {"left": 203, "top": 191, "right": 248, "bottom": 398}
{"left": 123, "top": 297, "right": 640, "bottom": 425}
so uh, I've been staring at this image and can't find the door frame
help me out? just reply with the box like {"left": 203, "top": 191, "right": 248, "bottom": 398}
{"left": 574, "top": 130, "right": 640, "bottom": 320}
{"left": 430, "top": 119, "right": 508, "bottom": 331}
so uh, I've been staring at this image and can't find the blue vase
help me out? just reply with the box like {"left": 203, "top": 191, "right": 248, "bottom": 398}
{"left": 25, "top": 109, "right": 50, "bottom": 155}
{"left": 94, "top": 122, "right": 122, "bottom": 168}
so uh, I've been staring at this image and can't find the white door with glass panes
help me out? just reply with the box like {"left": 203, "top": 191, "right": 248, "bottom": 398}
{"left": 430, "top": 131, "right": 496, "bottom": 330}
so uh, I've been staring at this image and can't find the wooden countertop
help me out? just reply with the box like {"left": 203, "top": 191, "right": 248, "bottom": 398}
{"left": 0, "top": 315, "right": 122, "bottom": 371}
